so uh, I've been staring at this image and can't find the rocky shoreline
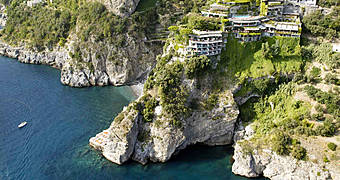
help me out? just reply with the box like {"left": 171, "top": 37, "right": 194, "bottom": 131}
{"left": 0, "top": 35, "right": 161, "bottom": 87}
{"left": 2, "top": 40, "right": 337, "bottom": 179}
{"left": 232, "top": 124, "right": 336, "bottom": 180}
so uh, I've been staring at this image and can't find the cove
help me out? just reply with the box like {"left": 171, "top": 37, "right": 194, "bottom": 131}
{"left": 0, "top": 56, "right": 248, "bottom": 180}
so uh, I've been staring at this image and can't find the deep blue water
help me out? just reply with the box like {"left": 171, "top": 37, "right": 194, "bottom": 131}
{"left": 0, "top": 56, "right": 249, "bottom": 180}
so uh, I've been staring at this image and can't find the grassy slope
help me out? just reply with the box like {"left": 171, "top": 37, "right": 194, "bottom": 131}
{"left": 221, "top": 36, "right": 303, "bottom": 82}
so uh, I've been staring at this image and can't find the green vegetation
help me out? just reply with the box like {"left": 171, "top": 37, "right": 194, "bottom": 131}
{"left": 325, "top": 73, "right": 340, "bottom": 85}
{"left": 302, "top": 8, "right": 340, "bottom": 40}
{"left": 136, "top": 0, "right": 158, "bottom": 12}
{"left": 323, "top": 155, "right": 330, "bottom": 162}
{"left": 291, "top": 144, "right": 307, "bottom": 160}
{"left": 304, "top": 85, "right": 340, "bottom": 117}
{"left": 137, "top": 94, "right": 159, "bottom": 122}
{"left": 2, "top": 0, "right": 75, "bottom": 50}
{"left": 202, "top": 93, "right": 219, "bottom": 111}
{"left": 221, "top": 36, "right": 302, "bottom": 82}
{"left": 144, "top": 55, "right": 190, "bottom": 127}
{"left": 186, "top": 14, "right": 221, "bottom": 31}
{"left": 317, "top": 0, "right": 339, "bottom": 7}
{"left": 184, "top": 55, "right": 211, "bottom": 79}
{"left": 239, "top": 81, "right": 338, "bottom": 159}
{"left": 235, "top": 76, "right": 289, "bottom": 98}
{"left": 327, "top": 142, "right": 337, "bottom": 151}
{"left": 1, "top": 0, "right": 158, "bottom": 51}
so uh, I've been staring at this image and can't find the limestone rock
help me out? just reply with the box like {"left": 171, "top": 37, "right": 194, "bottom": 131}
{"left": 232, "top": 143, "right": 332, "bottom": 179}
{"left": 89, "top": 106, "right": 140, "bottom": 164}
{"left": 0, "top": 29, "right": 161, "bottom": 87}
{"left": 89, "top": 80, "right": 240, "bottom": 164}
{"left": 92, "top": 0, "right": 140, "bottom": 17}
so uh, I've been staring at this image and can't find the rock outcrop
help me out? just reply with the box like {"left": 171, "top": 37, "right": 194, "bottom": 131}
{"left": 91, "top": 92, "right": 239, "bottom": 165}
{"left": 89, "top": 53, "right": 240, "bottom": 164}
{"left": 0, "top": 4, "right": 7, "bottom": 27}
{"left": 0, "top": 31, "right": 161, "bottom": 87}
{"left": 90, "top": 105, "right": 140, "bottom": 164}
{"left": 232, "top": 143, "right": 332, "bottom": 179}
{"left": 0, "top": 42, "right": 68, "bottom": 68}
{"left": 232, "top": 124, "right": 334, "bottom": 180}
{"left": 92, "top": 0, "right": 141, "bottom": 17}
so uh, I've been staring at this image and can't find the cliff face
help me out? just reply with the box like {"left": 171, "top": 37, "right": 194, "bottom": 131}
{"left": 90, "top": 53, "right": 240, "bottom": 164}
{"left": 232, "top": 124, "right": 334, "bottom": 180}
{"left": 92, "top": 0, "right": 141, "bottom": 17}
{"left": 0, "top": 4, "right": 6, "bottom": 27}
{"left": 0, "top": 32, "right": 162, "bottom": 87}
{"left": 0, "top": 42, "right": 68, "bottom": 68}
{"left": 232, "top": 143, "right": 332, "bottom": 180}
{"left": 90, "top": 90, "right": 239, "bottom": 165}
{"left": 61, "top": 33, "right": 162, "bottom": 87}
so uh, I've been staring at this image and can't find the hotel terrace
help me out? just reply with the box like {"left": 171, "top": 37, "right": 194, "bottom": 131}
{"left": 185, "top": 0, "right": 306, "bottom": 56}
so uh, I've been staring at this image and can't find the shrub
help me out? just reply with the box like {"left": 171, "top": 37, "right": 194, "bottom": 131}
{"left": 323, "top": 155, "right": 330, "bottom": 163}
{"left": 315, "top": 119, "right": 336, "bottom": 137}
{"left": 140, "top": 95, "right": 158, "bottom": 122}
{"left": 311, "top": 113, "right": 325, "bottom": 121}
{"left": 324, "top": 73, "right": 339, "bottom": 85}
{"left": 184, "top": 55, "right": 211, "bottom": 79}
{"left": 315, "top": 104, "right": 324, "bottom": 113}
{"left": 310, "top": 67, "right": 321, "bottom": 81}
{"left": 203, "top": 94, "right": 219, "bottom": 111}
{"left": 327, "top": 142, "right": 337, "bottom": 151}
{"left": 271, "top": 132, "right": 291, "bottom": 155}
{"left": 291, "top": 145, "right": 307, "bottom": 160}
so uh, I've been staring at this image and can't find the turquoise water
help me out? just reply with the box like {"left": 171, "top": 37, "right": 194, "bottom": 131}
{"left": 0, "top": 56, "right": 250, "bottom": 180}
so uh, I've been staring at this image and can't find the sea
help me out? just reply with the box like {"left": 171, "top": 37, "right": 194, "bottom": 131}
{"left": 0, "top": 56, "right": 252, "bottom": 180}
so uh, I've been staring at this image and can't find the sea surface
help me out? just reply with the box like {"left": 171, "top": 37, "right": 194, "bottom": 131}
{"left": 0, "top": 56, "right": 250, "bottom": 180}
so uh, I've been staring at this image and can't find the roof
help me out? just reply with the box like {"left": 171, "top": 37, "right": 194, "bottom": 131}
{"left": 244, "top": 27, "right": 260, "bottom": 31}
{"left": 191, "top": 30, "right": 223, "bottom": 37}
{"left": 275, "top": 22, "right": 299, "bottom": 31}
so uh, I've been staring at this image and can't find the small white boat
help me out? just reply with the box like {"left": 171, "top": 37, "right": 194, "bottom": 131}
{"left": 18, "top": 121, "right": 27, "bottom": 128}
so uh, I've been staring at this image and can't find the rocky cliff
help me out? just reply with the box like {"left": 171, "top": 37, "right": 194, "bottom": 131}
{"left": 0, "top": 4, "right": 6, "bottom": 27}
{"left": 90, "top": 87, "right": 239, "bottom": 165}
{"left": 232, "top": 142, "right": 332, "bottom": 180}
{"left": 232, "top": 124, "right": 337, "bottom": 180}
{"left": 0, "top": 32, "right": 162, "bottom": 87}
{"left": 92, "top": 0, "right": 141, "bottom": 17}
{"left": 90, "top": 46, "right": 240, "bottom": 164}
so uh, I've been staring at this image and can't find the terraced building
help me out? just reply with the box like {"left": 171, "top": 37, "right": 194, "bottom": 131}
{"left": 186, "top": 0, "right": 305, "bottom": 56}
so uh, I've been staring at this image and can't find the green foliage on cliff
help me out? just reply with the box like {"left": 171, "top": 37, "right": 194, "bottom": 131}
{"left": 302, "top": 8, "right": 340, "bottom": 40}
{"left": 327, "top": 142, "right": 337, "bottom": 151}
{"left": 304, "top": 85, "right": 340, "bottom": 117}
{"left": 221, "top": 36, "right": 302, "bottom": 82}
{"left": 137, "top": 94, "right": 159, "bottom": 122}
{"left": 186, "top": 14, "right": 221, "bottom": 31}
{"left": 1, "top": 0, "right": 158, "bottom": 51}
{"left": 76, "top": 2, "right": 126, "bottom": 43}
{"left": 318, "top": 0, "right": 339, "bottom": 7}
{"left": 291, "top": 144, "right": 307, "bottom": 160}
{"left": 184, "top": 55, "right": 211, "bottom": 79}
{"left": 302, "top": 42, "right": 340, "bottom": 70}
{"left": 144, "top": 55, "right": 191, "bottom": 127}
{"left": 2, "top": 0, "right": 75, "bottom": 50}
